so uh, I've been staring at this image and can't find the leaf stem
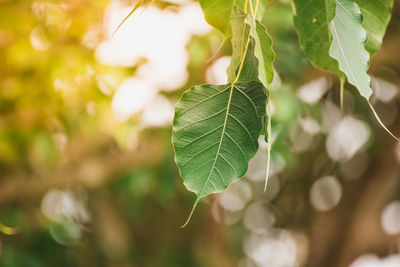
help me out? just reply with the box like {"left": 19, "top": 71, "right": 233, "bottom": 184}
{"left": 181, "top": 197, "right": 201, "bottom": 228}
{"left": 249, "top": 0, "right": 256, "bottom": 20}
{"left": 340, "top": 78, "right": 345, "bottom": 118}
{"left": 238, "top": 0, "right": 250, "bottom": 68}
{"left": 234, "top": 38, "right": 251, "bottom": 83}
{"left": 207, "top": 35, "right": 229, "bottom": 63}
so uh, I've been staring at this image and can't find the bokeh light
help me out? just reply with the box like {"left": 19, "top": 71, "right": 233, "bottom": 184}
{"left": 350, "top": 254, "right": 400, "bottom": 267}
{"left": 244, "top": 230, "right": 297, "bottom": 267}
{"left": 219, "top": 180, "right": 253, "bottom": 212}
{"left": 206, "top": 56, "right": 231, "bottom": 84}
{"left": 310, "top": 176, "right": 342, "bottom": 211}
{"left": 381, "top": 201, "right": 400, "bottom": 235}
{"left": 297, "top": 77, "right": 331, "bottom": 105}
{"left": 326, "top": 116, "right": 371, "bottom": 161}
{"left": 244, "top": 202, "right": 276, "bottom": 234}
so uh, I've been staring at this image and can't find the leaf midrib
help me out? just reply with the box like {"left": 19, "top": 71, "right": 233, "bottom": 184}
{"left": 198, "top": 83, "right": 236, "bottom": 196}
{"left": 330, "top": 3, "right": 360, "bottom": 89}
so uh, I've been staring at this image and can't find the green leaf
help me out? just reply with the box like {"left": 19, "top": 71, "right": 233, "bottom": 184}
{"left": 292, "top": 0, "right": 340, "bottom": 74}
{"left": 328, "top": 0, "right": 372, "bottom": 100}
{"left": 293, "top": 0, "right": 397, "bottom": 138}
{"left": 199, "top": 0, "right": 234, "bottom": 33}
{"left": 227, "top": 6, "right": 259, "bottom": 83}
{"left": 172, "top": 81, "right": 266, "bottom": 200}
{"left": 242, "top": 12, "right": 274, "bottom": 190}
{"left": 245, "top": 15, "right": 275, "bottom": 87}
{"left": 293, "top": 0, "right": 393, "bottom": 72}
{"left": 199, "top": 0, "right": 269, "bottom": 34}
{"left": 329, "top": 0, "right": 399, "bottom": 139}
{"left": 354, "top": 0, "right": 394, "bottom": 54}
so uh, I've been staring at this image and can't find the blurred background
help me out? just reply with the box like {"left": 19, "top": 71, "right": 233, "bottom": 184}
{"left": 1, "top": 0, "right": 400, "bottom": 266}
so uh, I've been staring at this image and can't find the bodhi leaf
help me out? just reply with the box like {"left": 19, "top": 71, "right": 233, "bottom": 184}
{"left": 173, "top": 81, "right": 266, "bottom": 226}
{"left": 328, "top": 0, "right": 372, "bottom": 100}
{"left": 235, "top": 38, "right": 259, "bottom": 83}
{"left": 329, "top": 0, "right": 399, "bottom": 139}
{"left": 293, "top": 0, "right": 397, "bottom": 136}
{"left": 293, "top": 0, "right": 393, "bottom": 69}
{"left": 354, "top": 0, "right": 394, "bottom": 54}
{"left": 227, "top": 6, "right": 246, "bottom": 81}
{"left": 227, "top": 6, "right": 259, "bottom": 83}
{"left": 245, "top": 15, "right": 274, "bottom": 87}
{"left": 292, "top": 0, "right": 340, "bottom": 74}
{"left": 244, "top": 13, "right": 274, "bottom": 190}
{"left": 227, "top": 4, "right": 274, "bottom": 84}
{"left": 198, "top": 0, "right": 266, "bottom": 62}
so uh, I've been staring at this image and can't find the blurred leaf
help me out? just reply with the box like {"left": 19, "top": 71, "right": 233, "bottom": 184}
{"left": 113, "top": 169, "right": 153, "bottom": 198}
{"left": 1, "top": 247, "right": 45, "bottom": 267}
{"left": 199, "top": 0, "right": 235, "bottom": 34}
{"left": 263, "top": 2, "right": 307, "bottom": 78}
{"left": 49, "top": 221, "right": 81, "bottom": 246}
{"left": 272, "top": 87, "right": 300, "bottom": 123}
{"left": 32, "top": 133, "right": 57, "bottom": 165}
{"left": 355, "top": 0, "right": 394, "bottom": 54}
{"left": 199, "top": 0, "right": 266, "bottom": 34}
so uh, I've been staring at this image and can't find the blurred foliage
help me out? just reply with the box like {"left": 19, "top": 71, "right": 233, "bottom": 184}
{"left": 0, "top": 0, "right": 400, "bottom": 267}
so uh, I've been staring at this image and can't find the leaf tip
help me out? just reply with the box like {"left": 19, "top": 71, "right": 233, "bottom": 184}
{"left": 112, "top": 0, "right": 144, "bottom": 37}
{"left": 181, "top": 197, "right": 201, "bottom": 228}
{"left": 368, "top": 101, "right": 400, "bottom": 141}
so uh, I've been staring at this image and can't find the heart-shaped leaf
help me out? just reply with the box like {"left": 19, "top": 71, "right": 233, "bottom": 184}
{"left": 173, "top": 81, "right": 266, "bottom": 224}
